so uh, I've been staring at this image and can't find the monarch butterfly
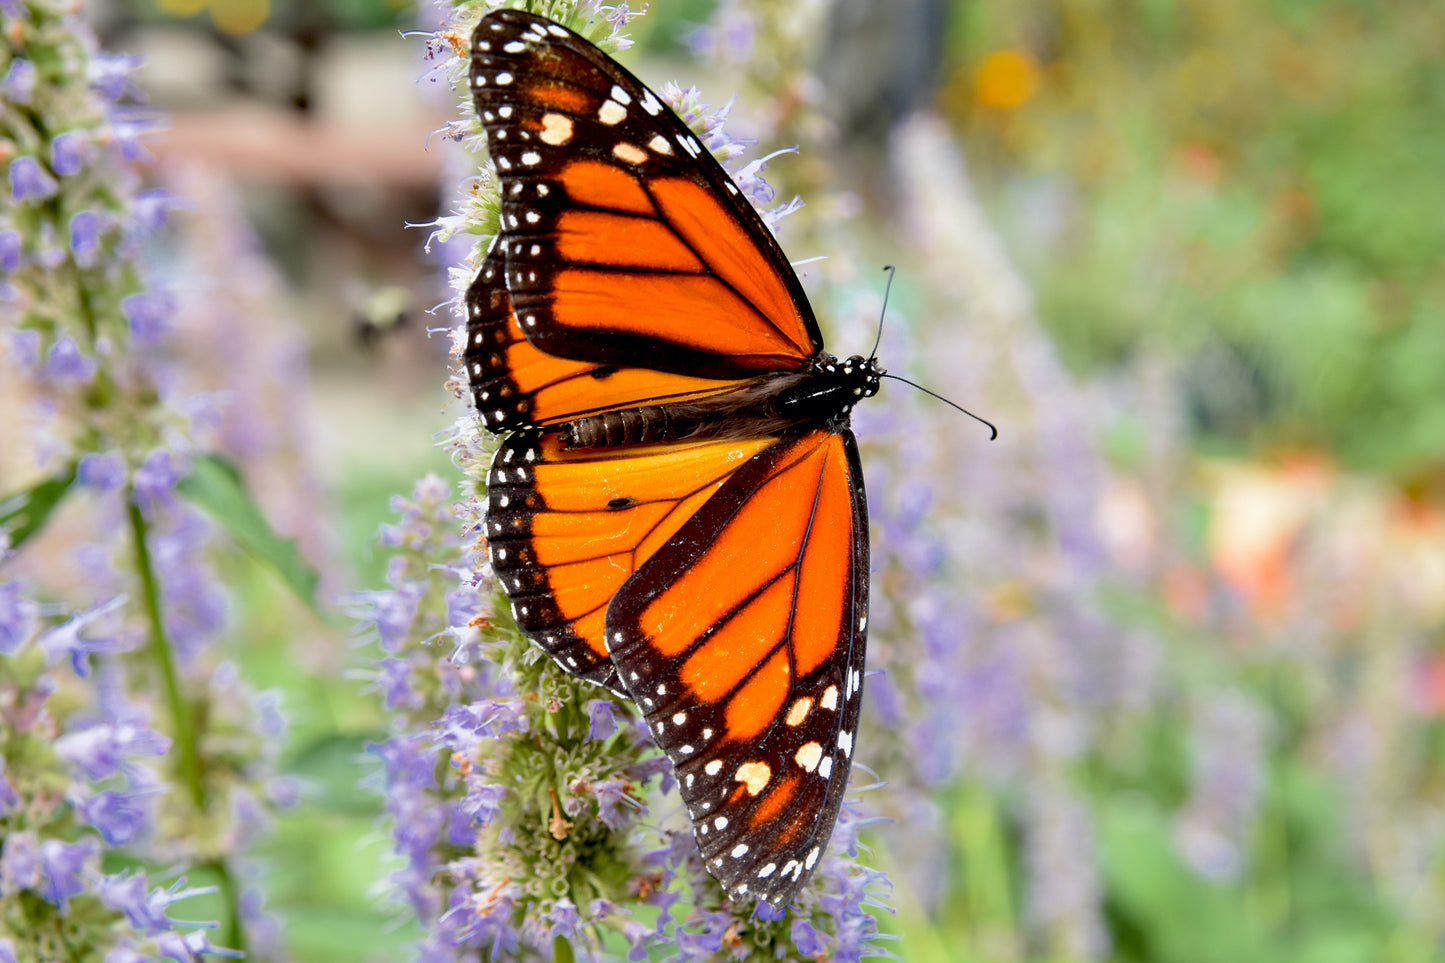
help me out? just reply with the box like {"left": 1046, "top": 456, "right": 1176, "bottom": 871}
{"left": 466, "top": 9, "right": 880, "bottom": 906}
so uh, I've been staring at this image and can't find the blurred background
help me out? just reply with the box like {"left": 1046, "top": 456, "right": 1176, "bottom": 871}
{"left": 32, "top": 0, "right": 1445, "bottom": 959}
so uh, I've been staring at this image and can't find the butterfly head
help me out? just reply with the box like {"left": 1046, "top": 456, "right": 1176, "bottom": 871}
{"left": 837, "top": 354, "right": 884, "bottom": 403}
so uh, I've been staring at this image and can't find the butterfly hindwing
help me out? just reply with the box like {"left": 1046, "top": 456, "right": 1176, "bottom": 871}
{"left": 486, "top": 429, "right": 780, "bottom": 697}
{"left": 606, "top": 428, "right": 870, "bottom": 905}
{"left": 469, "top": 10, "right": 822, "bottom": 381}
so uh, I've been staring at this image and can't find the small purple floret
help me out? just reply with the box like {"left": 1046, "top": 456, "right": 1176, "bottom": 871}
{"left": 51, "top": 131, "right": 91, "bottom": 176}
{"left": 78, "top": 451, "right": 127, "bottom": 492}
{"left": 9, "top": 156, "right": 58, "bottom": 202}
{"left": 42, "top": 335, "right": 97, "bottom": 385}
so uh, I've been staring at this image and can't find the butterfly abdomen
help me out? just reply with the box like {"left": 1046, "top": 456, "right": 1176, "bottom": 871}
{"left": 559, "top": 356, "right": 882, "bottom": 450}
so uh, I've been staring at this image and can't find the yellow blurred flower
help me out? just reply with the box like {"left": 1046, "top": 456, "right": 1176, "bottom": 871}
{"left": 157, "top": 0, "right": 269, "bottom": 36}
{"left": 974, "top": 49, "right": 1039, "bottom": 110}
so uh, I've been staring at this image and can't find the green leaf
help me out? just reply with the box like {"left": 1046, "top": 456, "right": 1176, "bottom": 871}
{"left": 177, "top": 454, "right": 327, "bottom": 618}
{"left": 0, "top": 463, "right": 78, "bottom": 550}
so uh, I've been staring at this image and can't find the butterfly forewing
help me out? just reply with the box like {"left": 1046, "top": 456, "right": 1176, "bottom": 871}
{"left": 469, "top": 10, "right": 822, "bottom": 380}
{"left": 464, "top": 244, "right": 745, "bottom": 432}
{"left": 606, "top": 429, "right": 870, "bottom": 905}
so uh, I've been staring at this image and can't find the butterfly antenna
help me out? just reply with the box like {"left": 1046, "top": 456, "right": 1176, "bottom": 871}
{"left": 881, "top": 373, "right": 999, "bottom": 440}
{"left": 869, "top": 265, "right": 896, "bottom": 363}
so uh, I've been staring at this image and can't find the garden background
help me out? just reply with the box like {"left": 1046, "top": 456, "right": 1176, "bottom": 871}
{"left": 3, "top": 0, "right": 1443, "bottom": 961}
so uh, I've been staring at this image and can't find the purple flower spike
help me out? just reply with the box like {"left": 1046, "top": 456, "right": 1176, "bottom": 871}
{"left": 2, "top": 58, "right": 36, "bottom": 103}
{"left": 42, "top": 335, "right": 97, "bottom": 386}
{"left": 9, "top": 156, "right": 59, "bottom": 202}
{"left": 121, "top": 290, "right": 174, "bottom": 345}
{"left": 78, "top": 451, "right": 128, "bottom": 492}
{"left": 0, "top": 937, "right": 15, "bottom": 963}
{"left": 51, "top": 131, "right": 92, "bottom": 176}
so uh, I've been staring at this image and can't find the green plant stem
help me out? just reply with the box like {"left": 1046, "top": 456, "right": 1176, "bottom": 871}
{"left": 128, "top": 498, "right": 246, "bottom": 953}
{"left": 206, "top": 858, "right": 246, "bottom": 955}
{"left": 127, "top": 497, "right": 204, "bottom": 808}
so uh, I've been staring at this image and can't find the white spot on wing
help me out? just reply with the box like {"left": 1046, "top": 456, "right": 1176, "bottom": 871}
{"left": 795, "top": 742, "right": 823, "bottom": 772}
{"left": 598, "top": 99, "right": 627, "bottom": 125}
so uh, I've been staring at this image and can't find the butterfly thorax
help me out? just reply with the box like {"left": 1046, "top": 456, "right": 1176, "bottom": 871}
{"left": 560, "top": 353, "right": 884, "bottom": 450}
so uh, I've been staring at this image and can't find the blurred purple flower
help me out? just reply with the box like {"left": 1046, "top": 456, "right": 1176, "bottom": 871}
{"left": 436, "top": 699, "right": 526, "bottom": 745}
{"left": 42, "top": 335, "right": 97, "bottom": 385}
{"left": 129, "top": 189, "right": 172, "bottom": 235}
{"left": 2, "top": 57, "right": 36, "bottom": 103}
{"left": 0, "top": 831, "right": 41, "bottom": 892}
{"left": 0, "top": 759, "right": 20, "bottom": 814}
{"left": 121, "top": 290, "right": 174, "bottom": 345}
{"left": 790, "top": 917, "right": 825, "bottom": 955}
{"left": 69, "top": 210, "right": 104, "bottom": 266}
{"left": 37, "top": 595, "right": 129, "bottom": 673}
{"left": 54, "top": 721, "right": 171, "bottom": 781}
{"left": 88, "top": 53, "right": 143, "bottom": 103}
{"left": 156, "top": 929, "right": 243, "bottom": 961}
{"left": 9, "top": 155, "right": 58, "bottom": 202}
{"left": 587, "top": 697, "right": 620, "bottom": 740}
{"left": 357, "top": 587, "right": 419, "bottom": 652}
{"left": 51, "top": 131, "right": 92, "bottom": 176}
{"left": 99, "top": 872, "right": 169, "bottom": 933}
{"left": 0, "top": 229, "right": 21, "bottom": 272}
{"left": 377, "top": 657, "right": 421, "bottom": 710}
{"left": 460, "top": 782, "right": 506, "bottom": 828}
{"left": 545, "top": 897, "right": 579, "bottom": 938}
{"left": 79, "top": 788, "right": 155, "bottom": 845}
{"left": 37, "top": 837, "right": 100, "bottom": 912}
{"left": 78, "top": 451, "right": 127, "bottom": 492}
{"left": 5, "top": 327, "right": 40, "bottom": 368}
{"left": 132, "top": 448, "right": 182, "bottom": 507}
{"left": 1, "top": 581, "right": 37, "bottom": 654}
{"left": 591, "top": 777, "right": 637, "bottom": 831}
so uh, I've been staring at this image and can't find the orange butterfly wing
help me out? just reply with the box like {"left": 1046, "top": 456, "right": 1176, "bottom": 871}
{"left": 468, "top": 10, "right": 875, "bottom": 908}
{"left": 606, "top": 428, "right": 869, "bottom": 904}
{"left": 486, "top": 430, "right": 775, "bottom": 696}
{"left": 464, "top": 242, "right": 753, "bottom": 433}
{"left": 465, "top": 8, "right": 825, "bottom": 436}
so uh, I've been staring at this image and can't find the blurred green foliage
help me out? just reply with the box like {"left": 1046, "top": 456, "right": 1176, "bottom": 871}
{"left": 950, "top": 0, "right": 1445, "bottom": 479}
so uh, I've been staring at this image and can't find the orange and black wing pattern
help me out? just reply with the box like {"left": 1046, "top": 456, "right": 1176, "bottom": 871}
{"left": 464, "top": 8, "right": 824, "bottom": 433}
{"left": 466, "top": 9, "right": 878, "bottom": 908}
{"left": 486, "top": 430, "right": 776, "bottom": 697}
{"left": 607, "top": 428, "right": 870, "bottom": 904}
